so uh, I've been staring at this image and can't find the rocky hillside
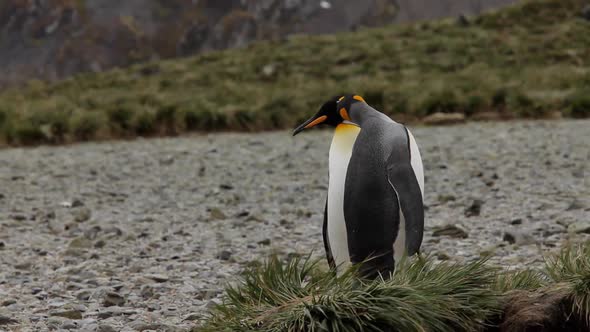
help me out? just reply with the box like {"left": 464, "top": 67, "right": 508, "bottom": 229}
{"left": 0, "top": 0, "right": 517, "bottom": 89}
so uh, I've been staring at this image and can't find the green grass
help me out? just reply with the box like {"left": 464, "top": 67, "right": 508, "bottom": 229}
{"left": 1, "top": 0, "right": 590, "bottom": 146}
{"left": 198, "top": 243, "right": 590, "bottom": 331}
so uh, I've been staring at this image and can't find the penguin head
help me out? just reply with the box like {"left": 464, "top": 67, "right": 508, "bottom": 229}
{"left": 292, "top": 94, "right": 366, "bottom": 136}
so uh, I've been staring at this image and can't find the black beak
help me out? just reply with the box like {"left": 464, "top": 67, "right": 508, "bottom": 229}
{"left": 292, "top": 114, "right": 329, "bottom": 136}
{"left": 292, "top": 116, "right": 316, "bottom": 136}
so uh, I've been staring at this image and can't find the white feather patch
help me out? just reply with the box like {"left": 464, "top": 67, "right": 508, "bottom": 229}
{"left": 328, "top": 123, "right": 360, "bottom": 272}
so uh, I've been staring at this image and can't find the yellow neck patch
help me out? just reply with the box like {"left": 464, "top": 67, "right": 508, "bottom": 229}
{"left": 332, "top": 123, "right": 361, "bottom": 152}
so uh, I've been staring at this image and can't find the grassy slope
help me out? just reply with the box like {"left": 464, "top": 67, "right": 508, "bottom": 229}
{"left": 1, "top": 0, "right": 589, "bottom": 145}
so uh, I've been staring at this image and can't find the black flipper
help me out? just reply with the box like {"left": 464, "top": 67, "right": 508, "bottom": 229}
{"left": 386, "top": 129, "right": 424, "bottom": 256}
{"left": 322, "top": 198, "right": 336, "bottom": 270}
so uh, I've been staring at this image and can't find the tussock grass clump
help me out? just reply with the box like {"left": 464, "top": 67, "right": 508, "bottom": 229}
{"left": 497, "top": 244, "right": 590, "bottom": 331}
{"left": 1, "top": 0, "right": 589, "bottom": 146}
{"left": 202, "top": 255, "right": 500, "bottom": 332}
{"left": 545, "top": 244, "right": 590, "bottom": 323}
{"left": 200, "top": 243, "right": 590, "bottom": 332}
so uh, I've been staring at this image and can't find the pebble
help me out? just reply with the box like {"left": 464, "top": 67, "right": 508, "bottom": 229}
{"left": 0, "top": 120, "right": 587, "bottom": 330}
{"left": 72, "top": 199, "right": 85, "bottom": 207}
{"left": 10, "top": 213, "right": 27, "bottom": 221}
{"left": 209, "top": 208, "right": 227, "bottom": 220}
{"left": 566, "top": 199, "right": 586, "bottom": 211}
{"left": 502, "top": 230, "right": 537, "bottom": 245}
{"left": 97, "top": 307, "right": 137, "bottom": 319}
{"left": 219, "top": 184, "right": 234, "bottom": 190}
{"left": 432, "top": 224, "right": 469, "bottom": 239}
{"left": 69, "top": 236, "right": 93, "bottom": 249}
{"left": 103, "top": 292, "right": 126, "bottom": 307}
{"left": 145, "top": 274, "right": 170, "bottom": 283}
{"left": 1, "top": 299, "right": 16, "bottom": 306}
{"left": 464, "top": 199, "right": 484, "bottom": 217}
{"left": 76, "top": 290, "right": 92, "bottom": 301}
{"left": 568, "top": 221, "right": 590, "bottom": 234}
{"left": 14, "top": 261, "right": 32, "bottom": 270}
{"left": 47, "top": 316, "right": 65, "bottom": 329}
{"left": 62, "top": 321, "right": 79, "bottom": 329}
{"left": 183, "top": 313, "right": 201, "bottom": 321}
{"left": 0, "top": 315, "right": 18, "bottom": 325}
{"left": 97, "top": 324, "right": 117, "bottom": 332}
{"left": 73, "top": 207, "right": 92, "bottom": 222}
{"left": 50, "top": 309, "right": 83, "bottom": 320}
{"left": 217, "top": 250, "right": 233, "bottom": 261}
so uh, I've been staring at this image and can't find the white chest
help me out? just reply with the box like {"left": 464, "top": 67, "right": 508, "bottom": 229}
{"left": 327, "top": 123, "right": 361, "bottom": 270}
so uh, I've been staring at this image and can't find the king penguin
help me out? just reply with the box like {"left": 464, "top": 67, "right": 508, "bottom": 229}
{"left": 293, "top": 94, "right": 424, "bottom": 279}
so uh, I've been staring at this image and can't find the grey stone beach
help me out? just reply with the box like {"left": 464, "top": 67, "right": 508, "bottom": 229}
{"left": 0, "top": 120, "right": 588, "bottom": 331}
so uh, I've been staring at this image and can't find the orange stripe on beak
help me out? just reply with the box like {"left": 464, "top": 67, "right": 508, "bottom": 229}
{"left": 353, "top": 95, "right": 365, "bottom": 102}
{"left": 340, "top": 108, "right": 351, "bottom": 121}
{"left": 304, "top": 115, "right": 328, "bottom": 128}
{"left": 337, "top": 96, "right": 345, "bottom": 102}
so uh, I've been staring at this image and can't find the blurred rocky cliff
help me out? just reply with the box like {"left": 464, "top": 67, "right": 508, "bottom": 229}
{"left": 0, "top": 0, "right": 517, "bottom": 89}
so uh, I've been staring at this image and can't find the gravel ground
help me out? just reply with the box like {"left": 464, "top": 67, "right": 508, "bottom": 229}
{"left": 0, "top": 120, "right": 588, "bottom": 331}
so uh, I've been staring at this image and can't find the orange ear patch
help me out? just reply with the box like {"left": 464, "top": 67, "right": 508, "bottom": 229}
{"left": 353, "top": 95, "right": 365, "bottom": 102}
{"left": 339, "top": 108, "right": 351, "bottom": 121}
{"left": 304, "top": 115, "right": 328, "bottom": 129}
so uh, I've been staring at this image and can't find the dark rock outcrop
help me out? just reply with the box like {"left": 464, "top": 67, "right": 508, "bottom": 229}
{"left": 0, "top": 0, "right": 518, "bottom": 89}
